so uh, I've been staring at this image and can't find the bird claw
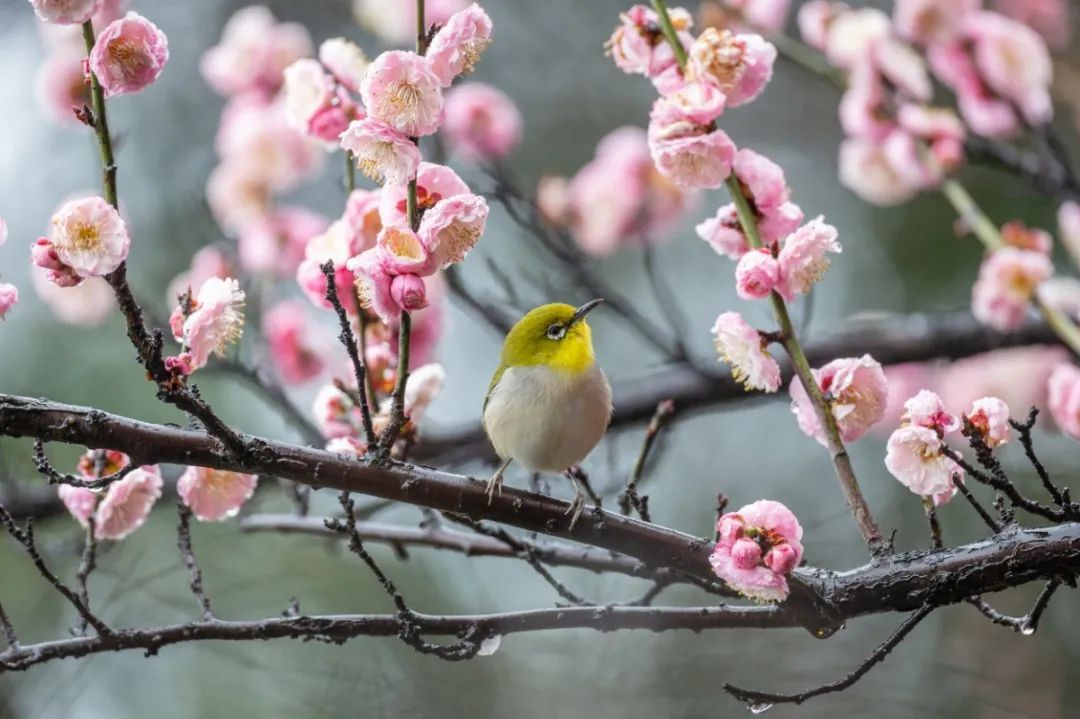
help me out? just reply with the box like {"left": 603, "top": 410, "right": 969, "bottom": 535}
{"left": 564, "top": 491, "right": 586, "bottom": 530}
{"left": 485, "top": 473, "right": 503, "bottom": 505}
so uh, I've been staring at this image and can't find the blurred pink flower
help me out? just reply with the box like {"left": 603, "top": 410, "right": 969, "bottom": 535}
{"left": 824, "top": 7, "right": 890, "bottom": 70}
{"left": 728, "top": 0, "right": 792, "bottom": 34}
{"left": 1048, "top": 363, "right": 1080, "bottom": 440}
{"left": 797, "top": 1, "right": 850, "bottom": 52}
{"left": 28, "top": 0, "right": 102, "bottom": 25}
{"left": 38, "top": 196, "right": 129, "bottom": 282}
{"left": 966, "top": 396, "right": 1011, "bottom": 447}
{"left": 379, "top": 162, "right": 470, "bottom": 229}
{"left": 790, "top": 354, "right": 888, "bottom": 445}
{"left": 180, "top": 277, "right": 245, "bottom": 371}
{"left": 648, "top": 99, "right": 737, "bottom": 189}
{"left": 403, "top": 362, "right": 446, "bottom": 426}
{"left": 215, "top": 94, "right": 323, "bottom": 193}
{"left": 734, "top": 249, "right": 780, "bottom": 299}
{"left": 839, "top": 137, "right": 919, "bottom": 206}
{"left": 264, "top": 300, "right": 324, "bottom": 384}
{"left": 426, "top": 3, "right": 493, "bottom": 86}
{"left": 709, "top": 500, "right": 803, "bottom": 602}
{"left": 318, "top": 38, "right": 368, "bottom": 94}
{"left": 237, "top": 206, "right": 327, "bottom": 277}
{"left": 442, "top": 83, "right": 523, "bottom": 163}
{"left": 606, "top": 4, "right": 693, "bottom": 80}
{"left": 0, "top": 283, "right": 18, "bottom": 320}
{"left": 340, "top": 118, "right": 421, "bottom": 186}
{"left": 88, "top": 12, "right": 168, "bottom": 97}
{"left": 712, "top": 311, "right": 780, "bottom": 392}
{"left": 200, "top": 6, "right": 311, "bottom": 97}
{"left": 353, "top": 0, "right": 467, "bottom": 44}
{"left": 965, "top": 11, "right": 1053, "bottom": 127}
{"left": 313, "top": 383, "right": 364, "bottom": 439}
{"left": 35, "top": 47, "right": 90, "bottom": 124}
{"left": 893, "top": 0, "right": 978, "bottom": 46}
{"left": 417, "top": 194, "right": 489, "bottom": 269}
{"left": 30, "top": 269, "right": 114, "bottom": 325}
{"left": 177, "top": 467, "right": 258, "bottom": 522}
{"left": 885, "top": 425, "right": 963, "bottom": 497}
{"left": 390, "top": 274, "right": 429, "bottom": 312}
{"left": 938, "top": 345, "right": 1067, "bottom": 418}
{"left": 361, "top": 50, "right": 443, "bottom": 137}
{"left": 296, "top": 220, "right": 358, "bottom": 314}
{"left": 282, "top": 59, "right": 334, "bottom": 130}
{"left": 991, "top": 0, "right": 1071, "bottom": 50}
{"left": 167, "top": 246, "right": 231, "bottom": 306}
{"left": 205, "top": 162, "right": 272, "bottom": 236}
{"left": 1000, "top": 221, "right": 1052, "bottom": 254}
{"left": 879, "top": 362, "right": 934, "bottom": 430}
{"left": 686, "top": 29, "right": 776, "bottom": 107}
{"left": 902, "top": 389, "right": 960, "bottom": 435}
{"left": 776, "top": 216, "right": 842, "bottom": 300}
{"left": 972, "top": 247, "right": 1053, "bottom": 331}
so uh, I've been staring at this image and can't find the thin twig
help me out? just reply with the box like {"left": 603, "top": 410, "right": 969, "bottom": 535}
{"left": 922, "top": 498, "right": 943, "bottom": 550}
{"left": 952, "top": 476, "right": 1003, "bottom": 534}
{"left": 177, "top": 504, "right": 214, "bottom": 621}
{"left": 619, "top": 400, "right": 676, "bottom": 520}
{"left": 1010, "top": 408, "right": 1068, "bottom": 508}
{"left": 0, "top": 600, "right": 18, "bottom": 650}
{"left": 75, "top": 516, "right": 100, "bottom": 635}
{"left": 967, "top": 579, "right": 1061, "bottom": 634}
{"left": 378, "top": 311, "right": 412, "bottom": 453}
{"left": 321, "top": 260, "right": 377, "bottom": 446}
{"left": 32, "top": 441, "right": 137, "bottom": 490}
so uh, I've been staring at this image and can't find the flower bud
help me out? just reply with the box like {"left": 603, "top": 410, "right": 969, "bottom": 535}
{"left": 730, "top": 537, "right": 762, "bottom": 570}
{"left": 390, "top": 273, "right": 428, "bottom": 312}
{"left": 764, "top": 542, "right": 799, "bottom": 575}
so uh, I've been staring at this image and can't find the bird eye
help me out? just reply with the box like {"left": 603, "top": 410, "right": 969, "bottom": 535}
{"left": 546, "top": 323, "right": 566, "bottom": 340}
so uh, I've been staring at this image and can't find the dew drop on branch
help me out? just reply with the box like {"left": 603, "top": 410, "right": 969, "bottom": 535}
{"left": 748, "top": 703, "right": 773, "bottom": 715}
{"left": 478, "top": 634, "right": 502, "bottom": 656}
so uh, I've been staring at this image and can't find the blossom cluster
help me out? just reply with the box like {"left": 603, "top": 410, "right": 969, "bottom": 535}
{"left": 709, "top": 499, "right": 803, "bottom": 602}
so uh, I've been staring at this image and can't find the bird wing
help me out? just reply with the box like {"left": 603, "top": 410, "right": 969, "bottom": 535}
{"left": 483, "top": 364, "right": 507, "bottom": 414}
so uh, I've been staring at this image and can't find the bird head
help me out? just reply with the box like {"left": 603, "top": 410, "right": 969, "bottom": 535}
{"left": 499, "top": 300, "right": 603, "bottom": 375}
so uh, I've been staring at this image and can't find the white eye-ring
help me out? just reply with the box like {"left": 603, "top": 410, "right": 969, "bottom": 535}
{"left": 546, "top": 323, "right": 566, "bottom": 340}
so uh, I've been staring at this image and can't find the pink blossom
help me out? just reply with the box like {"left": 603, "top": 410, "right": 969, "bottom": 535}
{"left": 361, "top": 50, "right": 443, "bottom": 137}
{"left": 790, "top": 355, "right": 888, "bottom": 445}
{"left": 353, "top": 0, "right": 467, "bottom": 43}
{"left": 177, "top": 466, "right": 258, "bottom": 522}
{"left": 374, "top": 227, "right": 435, "bottom": 276}
{"left": 58, "top": 484, "right": 97, "bottom": 526}
{"left": 939, "top": 346, "right": 1067, "bottom": 418}
{"left": 732, "top": 149, "right": 790, "bottom": 212}
{"left": 874, "top": 39, "right": 932, "bottom": 102}
{"left": 340, "top": 118, "right": 421, "bottom": 186}
{"left": 417, "top": 194, "right": 489, "bottom": 268}
{"left": 200, "top": 6, "right": 311, "bottom": 97}
{"left": 180, "top": 277, "right": 245, "bottom": 371}
{"left": 839, "top": 72, "right": 894, "bottom": 143}
{"left": 28, "top": 0, "right": 101, "bottom": 25}
{"left": 686, "top": 29, "right": 776, "bottom": 107}
{"left": 403, "top": 363, "right": 446, "bottom": 425}
{"left": 797, "top": 1, "right": 850, "bottom": 52}
{"left": 709, "top": 500, "right": 804, "bottom": 602}
{"left": 88, "top": 12, "right": 168, "bottom": 97}
{"left": 347, "top": 250, "right": 399, "bottom": 323}
{"left": 697, "top": 205, "right": 750, "bottom": 260}
{"left": 35, "top": 47, "right": 90, "bottom": 124}
{"left": 972, "top": 247, "right": 1053, "bottom": 331}
{"left": 897, "top": 104, "right": 966, "bottom": 175}
{"left": 776, "top": 216, "right": 841, "bottom": 300}
{"left": 94, "top": 466, "right": 163, "bottom": 540}
{"left": 879, "top": 362, "right": 934, "bottom": 430}
{"left": 712, "top": 311, "right": 780, "bottom": 392}
{"left": 1048, "top": 363, "right": 1080, "bottom": 440}
{"left": 992, "top": 0, "right": 1072, "bottom": 50}
{"left": 167, "top": 246, "right": 231, "bottom": 307}
{"left": 660, "top": 81, "right": 727, "bottom": 125}
{"left": 1058, "top": 202, "right": 1080, "bottom": 267}
{"left": 40, "top": 196, "right": 129, "bottom": 281}
{"left": 902, "top": 389, "right": 960, "bottom": 435}
{"left": 824, "top": 7, "right": 890, "bottom": 70}
{"left": 606, "top": 4, "right": 693, "bottom": 80}
{"left": 205, "top": 162, "right": 271, "bottom": 236}
{"left": 965, "top": 11, "right": 1053, "bottom": 126}
{"left": 426, "top": 3, "right": 493, "bottom": 86}
{"left": 30, "top": 269, "right": 114, "bottom": 325}
{"left": 237, "top": 206, "right": 327, "bottom": 277}
{"left": 734, "top": 250, "right": 780, "bottom": 300}
{"left": 390, "top": 274, "right": 429, "bottom": 312}
{"left": 318, "top": 38, "right": 368, "bottom": 93}
{"left": 344, "top": 189, "right": 383, "bottom": 251}
{"left": 282, "top": 59, "right": 334, "bottom": 131}
{"left": 296, "top": 218, "right": 362, "bottom": 313}
{"left": 312, "top": 383, "right": 364, "bottom": 439}
{"left": 885, "top": 425, "right": 963, "bottom": 498}
{"left": 1000, "top": 221, "right": 1052, "bottom": 255}
{"left": 728, "top": 0, "right": 792, "bottom": 35}
{"left": 893, "top": 0, "right": 978, "bottom": 46}
{"left": 379, "top": 162, "right": 470, "bottom": 229}
{"left": 966, "top": 397, "right": 1011, "bottom": 447}
{"left": 1037, "top": 277, "right": 1080, "bottom": 321}
{"left": 442, "top": 83, "right": 523, "bottom": 163}
{"left": 406, "top": 276, "right": 446, "bottom": 366}
{"left": 838, "top": 138, "right": 919, "bottom": 206}
{"left": 264, "top": 300, "right": 324, "bottom": 384}
{"left": 0, "top": 283, "right": 18, "bottom": 320}
{"left": 648, "top": 100, "right": 736, "bottom": 189}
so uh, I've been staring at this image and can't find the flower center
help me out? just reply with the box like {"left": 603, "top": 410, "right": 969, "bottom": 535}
{"left": 69, "top": 221, "right": 101, "bottom": 252}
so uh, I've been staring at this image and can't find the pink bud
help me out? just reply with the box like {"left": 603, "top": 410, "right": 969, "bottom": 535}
{"left": 390, "top": 273, "right": 429, "bottom": 312}
{"left": 165, "top": 352, "right": 195, "bottom": 375}
{"left": 734, "top": 250, "right": 781, "bottom": 300}
{"left": 0, "top": 282, "right": 19, "bottom": 320}
{"left": 730, "top": 537, "right": 762, "bottom": 570}
{"left": 31, "top": 238, "right": 62, "bottom": 270}
{"left": 307, "top": 103, "right": 352, "bottom": 144}
{"left": 765, "top": 543, "right": 799, "bottom": 575}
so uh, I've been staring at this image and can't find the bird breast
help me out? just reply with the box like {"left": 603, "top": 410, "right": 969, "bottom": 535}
{"left": 483, "top": 363, "right": 613, "bottom": 473}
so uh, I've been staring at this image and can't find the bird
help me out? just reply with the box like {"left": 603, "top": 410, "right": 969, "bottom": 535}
{"left": 482, "top": 299, "right": 613, "bottom": 527}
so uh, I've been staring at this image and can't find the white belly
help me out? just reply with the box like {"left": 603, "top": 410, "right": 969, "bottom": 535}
{"left": 483, "top": 364, "right": 613, "bottom": 473}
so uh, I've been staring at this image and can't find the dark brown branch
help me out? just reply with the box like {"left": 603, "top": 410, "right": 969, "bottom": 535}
{"left": 723, "top": 605, "right": 935, "bottom": 708}
{"left": 943, "top": 444, "right": 1075, "bottom": 524}
{"left": 177, "top": 504, "right": 214, "bottom": 621}
{"left": 75, "top": 516, "right": 99, "bottom": 635}
{"left": 1011, "top": 408, "right": 1070, "bottom": 509}
{"left": 414, "top": 310, "right": 1063, "bottom": 466}
{"left": 320, "top": 260, "right": 377, "bottom": 446}
{"left": 966, "top": 579, "right": 1061, "bottom": 634}
{"left": 33, "top": 440, "right": 138, "bottom": 490}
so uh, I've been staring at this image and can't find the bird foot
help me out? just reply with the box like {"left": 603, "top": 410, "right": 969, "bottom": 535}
{"left": 485, "top": 473, "right": 503, "bottom": 505}
{"left": 564, "top": 491, "right": 586, "bottom": 530}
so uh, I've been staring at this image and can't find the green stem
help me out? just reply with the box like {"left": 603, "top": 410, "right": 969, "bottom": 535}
{"left": 652, "top": 1, "right": 882, "bottom": 552}
{"left": 82, "top": 22, "right": 117, "bottom": 210}
{"left": 345, "top": 150, "right": 356, "bottom": 194}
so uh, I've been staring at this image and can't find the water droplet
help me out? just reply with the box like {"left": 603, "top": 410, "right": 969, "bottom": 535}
{"left": 1020, "top": 623, "right": 1035, "bottom": 636}
{"left": 478, "top": 635, "right": 502, "bottom": 656}
{"left": 748, "top": 702, "right": 773, "bottom": 715}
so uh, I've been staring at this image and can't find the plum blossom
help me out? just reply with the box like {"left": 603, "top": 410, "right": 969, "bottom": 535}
{"left": 885, "top": 425, "right": 963, "bottom": 498}
{"left": 31, "top": 269, "right": 113, "bottom": 325}
{"left": 902, "top": 389, "right": 960, "bottom": 435}
{"left": 442, "top": 83, "right": 523, "bottom": 163}
{"left": 796, "top": 0, "right": 850, "bottom": 52}
{"left": 709, "top": 500, "right": 803, "bottom": 602}
{"left": 938, "top": 346, "right": 1067, "bottom": 418}
{"left": 319, "top": 38, "right": 368, "bottom": 93}
{"left": 167, "top": 246, "right": 231, "bottom": 306}
{"left": 685, "top": 29, "right": 776, "bottom": 108}
{"left": 965, "top": 11, "right": 1053, "bottom": 127}
{"left": 839, "top": 138, "right": 919, "bottom": 206}
{"left": 176, "top": 277, "right": 245, "bottom": 372}
{"left": 28, "top": 0, "right": 102, "bottom": 25}
{"left": 426, "top": 3, "right": 493, "bottom": 86}
{"left": 0, "top": 283, "right": 18, "bottom": 320}
{"left": 1000, "top": 221, "right": 1052, "bottom": 254}
{"left": 893, "top": 0, "right": 978, "bottom": 46}
{"left": 972, "top": 247, "right": 1053, "bottom": 331}
{"left": 340, "top": 118, "right": 421, "bottom": 186}
{"left": 1048, "top": 363, "right": 1080, "bottom": 440}
{"left": 237, "top": 206, "right": 327, "bottom": 277}
{"left": 373, "top": 227, "right": 435, "bottom": 276}
{"left": 721, "top": 0, "right": 792, "bottom": 35}
{"left": 734, "top": 249, "right": 779, "bottom": 299}
{"left": 68, "top": 464, "right": 162, "bottom": 541}
{"left": 361, "top": 51, "right": 443, "bottom": 138}
{"left": 417, "top": 194, "right": 489, "bottom": 268}
{"left": 177, "top": 467, "right": 258, "bottom": 522}
{"left": 88, "top": 12, "right": 169, "bottom": 97}
{"left": 823, "top": 7, "right": 890, "bottom": 70}
{"left": 790, "top": 355, "right": 888, "bottom": 445}
{"left": 35, "top": 196, "right": 129, "bottom": 283}
{"left": 313, "top": 383, "right": 365, "bottom": 439}
{"left": 35, "top": 47, "right": 90, "bottom": 124}
{"left": 344, "top": 189, "right": 383, "bottom": 251}
{"left": 776, "top": 216, "right": 841, "bottom": 300}
{"left": 402, "top": 363, "right": 446, "bottom": 426}
{"left": 200, "top": 6, "right": 311, "bottom": 97}
{"left": 647, "top": 98, "right": 737, "bottom": 189}
{"left": 606, "top": 4, "right": 693, "bottom": 81}
{"left": 966, "top": 397, "right": 1011, "bottom": 447}
{"left": 296, "top": 219, "right": 361, "bottom": 313}
{"left": 379, "top": 162, "right": 470, "bottom": 228}
{"left": 390, "top": 274, "right": 429, "bottom": 312}
{"left": 712, "top": 311, "right": 780, "bottom": 392}
{"left": 992, "top": 0, "right": 1072, "bottom": 50}
{"left": 264, "top": 301, "right": 324, "bottom": 384}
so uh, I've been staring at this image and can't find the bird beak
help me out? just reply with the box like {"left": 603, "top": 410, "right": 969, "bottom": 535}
{"left": 570, "top": 298, "right": 604, "bottom": 325}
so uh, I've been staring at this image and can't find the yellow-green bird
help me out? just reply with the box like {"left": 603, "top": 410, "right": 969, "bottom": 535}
{"left": 483, "top": 300, "right": 613, "bottom": 526}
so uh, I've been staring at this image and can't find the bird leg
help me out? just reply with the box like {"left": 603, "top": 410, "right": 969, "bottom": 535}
{"left": 486, "top": 458, "right": 513, "bottom": 504}
{"left": 567, "top": 465, "right": 602, "bottom": 508}
{"left": 564, "top": 469, "right": 591, "bottom": 530}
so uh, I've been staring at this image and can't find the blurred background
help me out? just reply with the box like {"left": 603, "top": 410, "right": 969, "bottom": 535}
{"left": 1, "top": 0, "right": 1079, "bottom": 716}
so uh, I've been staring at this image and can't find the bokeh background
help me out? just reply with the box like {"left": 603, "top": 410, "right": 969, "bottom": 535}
{"left": 1, "top": 0, "right": 1079, "bottom": 717}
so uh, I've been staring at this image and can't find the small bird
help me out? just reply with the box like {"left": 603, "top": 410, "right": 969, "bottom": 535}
{"left": 483, "top": 299, "right": 613, "bottom": 526}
